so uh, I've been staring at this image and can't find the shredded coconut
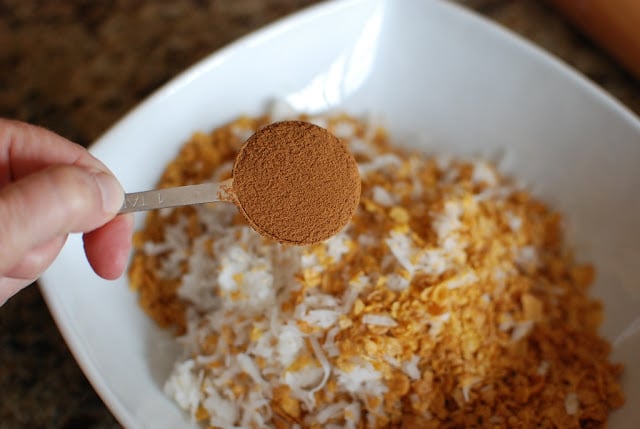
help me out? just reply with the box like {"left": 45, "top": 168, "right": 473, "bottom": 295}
{"left": 564, "top": 392, "right": 579, "bottom": 415}
{"left": 362, "top": 314, "right": 398, "bottom": 327}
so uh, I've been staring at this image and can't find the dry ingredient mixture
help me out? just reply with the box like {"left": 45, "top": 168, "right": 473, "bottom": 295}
{"left": 232, "top": 120, "right": 360, "bottom": 245}
{"left": 129, "top": 112, "right": 624, "bottom": 429}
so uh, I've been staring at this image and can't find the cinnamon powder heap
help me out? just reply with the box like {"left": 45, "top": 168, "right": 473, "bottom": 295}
{"left": 231, "top": 120, "right": 361, "bottom": 245}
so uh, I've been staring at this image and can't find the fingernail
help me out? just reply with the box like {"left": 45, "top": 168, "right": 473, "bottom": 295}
{"left": 93, "top": 172, "right": 124, "bottom": 214}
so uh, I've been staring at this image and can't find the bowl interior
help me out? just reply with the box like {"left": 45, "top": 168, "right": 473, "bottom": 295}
{"left": 40, "top": 0, "right": 640, "bottom": 427}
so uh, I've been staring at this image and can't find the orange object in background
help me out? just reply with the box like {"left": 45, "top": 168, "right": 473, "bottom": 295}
{"left": 548, "top": 0, "right": 640, "bottom": 78}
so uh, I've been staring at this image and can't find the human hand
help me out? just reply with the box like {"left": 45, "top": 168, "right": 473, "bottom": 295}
{"left": 0, "top": 119, "right": 133, "bottom": 305}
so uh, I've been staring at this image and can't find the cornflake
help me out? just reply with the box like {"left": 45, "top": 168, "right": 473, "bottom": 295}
{"left": 129, "top": 113, "right": 624, "bottom": 428}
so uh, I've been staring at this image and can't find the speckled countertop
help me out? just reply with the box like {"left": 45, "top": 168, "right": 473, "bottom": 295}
{"left": 0, "top": 1, "right": 638, "bottom": 428}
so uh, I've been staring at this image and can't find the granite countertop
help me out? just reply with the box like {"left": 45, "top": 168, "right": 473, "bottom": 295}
{"left": 0, "top": 1, "right": 638, "bottom": 428}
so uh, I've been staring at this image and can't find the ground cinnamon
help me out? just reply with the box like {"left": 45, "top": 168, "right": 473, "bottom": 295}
{"left": 231, "top": 120, "right": 360, "bottom": 245}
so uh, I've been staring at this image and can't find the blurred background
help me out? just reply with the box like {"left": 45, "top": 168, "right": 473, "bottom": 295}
{"left": 0, "top": 0, "right": 638, "bottom": 428}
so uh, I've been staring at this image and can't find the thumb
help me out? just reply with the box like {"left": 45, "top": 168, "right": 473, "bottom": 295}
{"left": 0, "top": 164, "right": 124, "bottom": 275}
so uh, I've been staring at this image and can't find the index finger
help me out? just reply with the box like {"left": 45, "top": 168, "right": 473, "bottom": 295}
{"left": 0, "top": 118, "right": 111, "bottom": 186}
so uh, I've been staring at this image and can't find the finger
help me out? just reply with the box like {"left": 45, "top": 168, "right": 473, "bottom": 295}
{"left": 4, "top": 235, "right": 67, "bottom": 280}
{"left": 0, "top": 276, "right": 34, "bottom": 306}
{"left": 0, "top": 118, "right": 110, "bottom": 186}
{"left": 0, "top": 164, "right": 124, "bottom": 275}
{"left": 83, "top": 213, "right": 134, "bottom": 280}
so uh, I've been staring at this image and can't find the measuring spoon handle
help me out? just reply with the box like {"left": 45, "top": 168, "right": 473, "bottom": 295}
{"left": 119, "top": 179, "right": 232, "bottom": 214}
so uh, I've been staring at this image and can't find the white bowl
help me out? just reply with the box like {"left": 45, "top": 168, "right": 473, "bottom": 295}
{"left": 40, "top": 0, "right": 640, "bottom": 427}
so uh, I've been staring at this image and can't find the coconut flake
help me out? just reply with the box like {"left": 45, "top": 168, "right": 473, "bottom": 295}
{"left": 445, "top": 270, "right": 478, "bottom": 290}
{"left": 314, "top": 401, "right": 349, "bottom": 424}
{"left": 203, "top": 383, "right": 239, "bottom": 427}
{"left": 326, "top": 232, "right": 350, "bottom": 262}
{"left": 304, "top": 309, "right": 339, "bottom": 329}
{"left": 349, "top": 138, "right": 378, "bottom": 159}
{"left": 358, "top": 153, "right": 403, "bottom": 175}
{"left": 386, "top": 273, "right": 410, "bottom": 291}
{"left": 371, "top": 185, "right": 397, "bottom": 207}
{"left": 362, "top": 314, "right": 398, "bottom": 327}
{"left": 343, "top": 402, "right": 362, "bottom": 429}
{"left": 308, "top": 336, "right": 332, "bottom": 394}
{"left": 277, "top": 324, "right": 305, "bottom": 367}
{"left": 386, "top": 230, "right": 417, "bottom": 274}
{"left": 461, "top": 377, "right": 481, "bottom": 402}
{"left": 505, "top": 211, "right": 522, "bottom": 231}
{"left": 511, "top": 320, "right": 535, "bottom": 342}
{"left": 402, "top": 354, "right": 421, "bottom": 380}
{"left": 164, "top": 360, "right": 201, "bottom": 415}
{"left": 565, "top": 392, "right": 579, "bottom": 415}
{"left": 471, "top": 161, "right": 498, "bottom": 186}
{"left": 537, "top": 360, "right": 550, "bottom": 376}
{"left": 324, "top": 326, "right": 341, "bottom": 358}
{"left": 236, "top": 353, "right": 266, "bottom": 386}
{"left": 336, "top": 361, "right": 386, "bottom": 397}
{"left": 332, "top": 121, "right": 356, "bottom": 139}
{"left": 515, "top": 246, "right": 539, "bottom": 272}
{"left": 432, "top": 200, "right": 464, "bottom": 240}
